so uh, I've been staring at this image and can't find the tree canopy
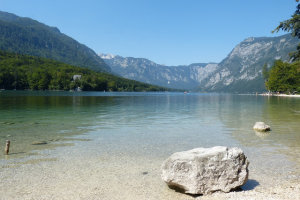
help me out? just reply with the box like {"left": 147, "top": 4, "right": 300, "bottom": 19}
{"left": 273, "top": 2, "right": 300, "bottom": 61}
{"left": 264, "top": 1, "right": 300, "bottom": 93}
{"left": 0, "top": 50, "right": 169, "bottom": 92}
{"left": 273, "top": 3, "right": 300, "bottom": 38}
{"left": 265, "top": 60, "right": 300, "bottom": 93}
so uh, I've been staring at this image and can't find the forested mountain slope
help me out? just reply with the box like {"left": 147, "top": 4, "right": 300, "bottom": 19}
{"left": 0, "top": 50, "right": 167, "bottom": 92}
{"left": 0, "top": 11, "right": 110, "bottom": 72}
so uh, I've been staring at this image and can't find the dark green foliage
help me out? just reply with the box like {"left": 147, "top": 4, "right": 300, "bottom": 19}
{"left": 289, "top": 43, "right": 300, "bottom": 61}
{"left": 273, "top": 4, "right": 300, "bottom": 38}
{"left": 266, "top": 2, "right": 300, "bottom": 93}
{"left": 0, "top": 50, "right": 168, "bottom": 92}
{"left": 273, "top": 3, "right": 300, "bottom": 61}
{"left": 262, "top": 63, "right": 269, "bottom": 81}
{"left": 266, "top": 60, "right": 300, "bottom": 93}
{"left": 0, "top": 11, "right": 110, "bottom": 72}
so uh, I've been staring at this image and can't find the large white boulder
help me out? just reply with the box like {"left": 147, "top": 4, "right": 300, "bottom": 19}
{"left": 161, "top": 146, "right": 249, "bottom": 195}
{"left": 253, "top": 122, "right": 271, "bottom": 132}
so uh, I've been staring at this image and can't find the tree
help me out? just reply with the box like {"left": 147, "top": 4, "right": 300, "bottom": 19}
{"left": 266, "top": 60, "right": 300, "bottom": 93}
{"left": 0, "top": 50, "right": 169, "bottom": 92}
{"left": 273, "top": 1, "right": 300, "bottom": 61}
{"left": 264, "top": 1, "right": 300, "bottom": 93}
{"left": 262, "top": 63, "right": 270, "bottom": 91}
{"left": 262, "top": 63, "right": 269, "bottom": 80}
{"left": 273, "top": 3, "right": 300, "bottom": 37}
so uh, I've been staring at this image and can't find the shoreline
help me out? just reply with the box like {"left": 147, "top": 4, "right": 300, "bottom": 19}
{"left": 1, "top": 147, "right": 300, "bottom": 200}
{"left": 259, "top": 93, "right": 300, "bottom": 98}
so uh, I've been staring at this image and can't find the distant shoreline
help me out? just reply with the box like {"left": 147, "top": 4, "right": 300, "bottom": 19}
{"left": 259, "top": 93, "right": 300, "bottom": 98}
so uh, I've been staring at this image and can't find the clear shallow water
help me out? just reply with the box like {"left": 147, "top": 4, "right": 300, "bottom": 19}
{"left": 0, "top": 91, "right": 300, "bottom": 199}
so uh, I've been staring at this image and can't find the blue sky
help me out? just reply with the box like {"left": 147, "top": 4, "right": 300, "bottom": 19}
{"left": 0, "top": 0, "right": 298, "bottom": 65}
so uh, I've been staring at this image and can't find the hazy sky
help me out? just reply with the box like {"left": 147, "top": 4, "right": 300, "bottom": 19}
{"left": 0, "top": 0, "right": 297, "bottom": 65}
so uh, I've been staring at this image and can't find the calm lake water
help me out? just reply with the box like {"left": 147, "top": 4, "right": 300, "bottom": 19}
{"left": 0, "top": 91, "right": 300, "bottom": 199}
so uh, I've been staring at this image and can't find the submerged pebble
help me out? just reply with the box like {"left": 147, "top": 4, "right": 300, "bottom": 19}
{"left": 31, "top": 141, "right": 48, "bottom": 145}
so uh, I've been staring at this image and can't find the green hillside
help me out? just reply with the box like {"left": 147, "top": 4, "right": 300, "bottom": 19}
{"left": 0, "top": 11, "right": 110, "bottom": 72}
{"left": 0, "top": 50, "right": 168, "bottom": 92}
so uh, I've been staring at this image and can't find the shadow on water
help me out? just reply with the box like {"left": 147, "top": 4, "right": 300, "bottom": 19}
{"left": 241, "top": 179, "right": 260, "bottom": 191}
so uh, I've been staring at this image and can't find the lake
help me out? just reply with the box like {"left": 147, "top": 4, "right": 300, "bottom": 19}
{"left": 0, "top": 91, "right": 300, "bottom": 199}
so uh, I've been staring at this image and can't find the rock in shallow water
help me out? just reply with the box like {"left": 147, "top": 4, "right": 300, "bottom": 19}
{"left": 161, "top": 146, "right": 249, "bottom": 195}
{"left": 253, "top": 122, "right": 271, "bottom": 132}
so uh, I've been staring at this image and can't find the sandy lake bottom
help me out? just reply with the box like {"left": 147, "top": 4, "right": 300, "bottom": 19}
{"left": 1, "top": 92, "right": 300, "bottom": 199}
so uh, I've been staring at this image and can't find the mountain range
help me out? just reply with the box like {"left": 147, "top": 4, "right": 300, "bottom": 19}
{"left": 199, "top": 34, "right": 299, "bottom": 92}
{"left": 0, "top": 11, "right": 110, "bottom": 72}
{"left": 101, "top": 34, "right": 299, "bottom": 92}
{"left": 99, "top": 53, "right": 218, "bottom": 90}
{"left": 0, "top": 10, "right": 298, "bottom": 93}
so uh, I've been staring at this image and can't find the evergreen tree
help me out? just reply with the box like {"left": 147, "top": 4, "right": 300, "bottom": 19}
{"left": 262, "top": 64, "right": 269, "bottom": 81}
{"left": 264, "top": 1, "right": 300, "bottom": 93}
{"left": 273, "top": 1, "right": 300, "bottom": 61}
{"left": 266, "top": 60, "right": 300, "bottom": 93}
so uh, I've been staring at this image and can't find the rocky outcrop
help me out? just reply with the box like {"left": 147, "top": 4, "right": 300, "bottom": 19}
{"left": 161, "top": 146, "right": 249, "bottom": 195}
{"left": 253, "top": 122, "right": 271, "bottom": 132}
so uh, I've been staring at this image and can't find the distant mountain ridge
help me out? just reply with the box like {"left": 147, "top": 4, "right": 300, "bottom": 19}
{"left": 199, "top": 34, "right": 299, "bottom": 92}
{"left": 99, "top": 53, "right": 218, "bottom": 90}
{"left": 0, "top": 11, "right": 110, "bottom": 72}
{"left": 101, "top": 34, "right": 299, "bottom": 92}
